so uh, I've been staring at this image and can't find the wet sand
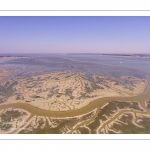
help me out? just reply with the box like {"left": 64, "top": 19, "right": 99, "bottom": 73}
{"left": 0, "top": 74, "right": 150, "bottom": 118}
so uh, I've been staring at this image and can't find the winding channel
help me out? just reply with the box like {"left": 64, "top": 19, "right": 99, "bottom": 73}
{"left": 0, "top": 74, "right": 150, "bottom": 118}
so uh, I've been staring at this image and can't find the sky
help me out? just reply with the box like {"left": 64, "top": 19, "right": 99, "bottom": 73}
{"left": 0, "top": 16, "right": 150, "bottom": 54}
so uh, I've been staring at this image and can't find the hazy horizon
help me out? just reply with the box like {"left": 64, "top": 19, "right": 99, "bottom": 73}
{"left": 0, "top": 16, "right": 150, "bottom": 54}
{"left": 0, "top": 52, "right": 150, "bottom": 54}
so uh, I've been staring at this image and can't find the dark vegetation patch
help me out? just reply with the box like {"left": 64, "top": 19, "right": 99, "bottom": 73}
{"left": 19, "top": 111, "right": 95, "bottom": 134}
{"left": 32, "top": 95, "right": 42, "bottom": 99}
{"left": 87, "top": 101, "right": 144, "bottom": 133}
{"left": 78, "top": 126, "right": 89, "bottom": 134}
{"left": 109, "top": 113, "right": 150, "bottom": 134}
{"left": 87, "top": 102, "right": 117, "bottom": 133}
{"left": 16, "top": 94, "right": 24, "bottom": 100}
{"left": 0, "top": 110, "right": 26, "bottom": 131}
{"left": 20, "top": 117, "right": 79, "bottom": 134}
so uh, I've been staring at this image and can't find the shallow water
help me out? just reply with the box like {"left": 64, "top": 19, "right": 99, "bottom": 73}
{"left": 0, "top": 54, "right": 150, "bottom": 117}
{"left": 0, "top": 53, "right": 149, "bottom": 78}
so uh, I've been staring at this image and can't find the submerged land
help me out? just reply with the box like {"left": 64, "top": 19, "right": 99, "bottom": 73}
{"left": 0, "top": 53, "right": 150, "bottom": 134}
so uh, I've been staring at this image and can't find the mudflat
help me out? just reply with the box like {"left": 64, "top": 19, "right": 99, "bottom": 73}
{"left": 1, "top": 54, "right": 150, "bottom": 134}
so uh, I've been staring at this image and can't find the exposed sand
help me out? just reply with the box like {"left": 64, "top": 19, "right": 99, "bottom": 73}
{"left": 1, "top": 71, "right": 148, "bottom": 111}
{"left": 0, "top": 108, "right": 31, "bottom": 134}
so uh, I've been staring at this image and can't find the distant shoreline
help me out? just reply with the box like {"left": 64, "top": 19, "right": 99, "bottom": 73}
{"left": 67, "top": 53, "right": 150, "bottom": 58}
{"left": 100, "top": 53, "right": 150, "bottom": 58}
{"left": 0, "top": 53, "right": 150, "bottom": 56}
{"left": 0, "top": 55, "right": 27, "bottom": 58}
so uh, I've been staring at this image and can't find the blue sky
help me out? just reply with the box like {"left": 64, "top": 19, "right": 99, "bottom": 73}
{"left": 0, "top": 16, "right": 150, "bottom": 53}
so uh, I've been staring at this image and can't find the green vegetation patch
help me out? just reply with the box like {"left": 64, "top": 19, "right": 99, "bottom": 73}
{"left": 87, "top": 101, "right": 144, "bottom": 133}
{"left": 78, "top": 126, "right": 90, "bottom": 134}
{"left": 109, "top": 113, "right": 150, "bottom": 134}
